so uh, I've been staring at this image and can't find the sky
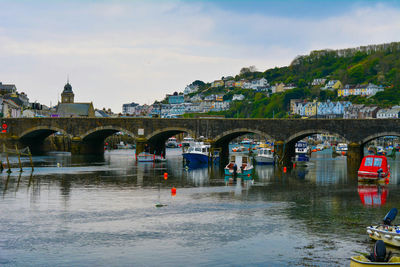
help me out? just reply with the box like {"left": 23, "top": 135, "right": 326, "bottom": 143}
{"left": 1, "top": 0, "right": 400, "bottom": 112}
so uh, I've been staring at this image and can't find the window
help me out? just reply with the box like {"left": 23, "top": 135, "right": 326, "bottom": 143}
{"left": 373, "top": 158, "right": 382, "bottom": 167}
{"left": 364, "top": 157, "right": 373, "bottom": 166}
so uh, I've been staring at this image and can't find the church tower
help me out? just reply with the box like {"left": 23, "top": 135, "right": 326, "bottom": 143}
{"left": 61, "top": 81, "right": 74, "bottom": 103}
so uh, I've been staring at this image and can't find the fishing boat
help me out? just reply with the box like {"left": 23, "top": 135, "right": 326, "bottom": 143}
{"left": 136, "top": 152, "right": 166, "bottom": 162}
{"left": 231, "top": 146, "right": 247, "bottom": 153}
{"left": 351, "top": 240, "right": 400, "bottom": 266}
{"left": 254, "top": 147, "right": 274, "bottom": 165}
{"left": 358, "top": 155, "right": 390, "bottom": 180}
{"left": 336, "top": 143, "right": 348, "bottom": 155}
{"left": 181, "top": 137, "right": 195, "bottom": 147}
{"left": 136, "top": 152, "right": 155, "bottom": 162}
{"left": 377, "top": 146, "right": 386, "bottom": 155}
{"left": 295, "top": 141, "right": 309, "bottom": 162}
{"left": 225, "top": 154, "right": 253, "bottom": 176}
{"left": 166, "top": 137, "right": 178, "bottom": 148}
{"left": 182, "top": 142, "right": 219, "bottom": 164}
{"left": 366, "top": 209, "right": 400, "bottom": 248}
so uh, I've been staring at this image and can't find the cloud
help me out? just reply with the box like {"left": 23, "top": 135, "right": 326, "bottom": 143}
{"left": 0, "top": 1, "right": 399, "bottom": 111}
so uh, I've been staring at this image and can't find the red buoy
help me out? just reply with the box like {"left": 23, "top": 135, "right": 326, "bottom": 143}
{"left": 283, "top": 167, "right": 287, "bottom": 173}
{"left": 164, "top": 172, "right": 168, "bottom": 180}
{"left": 171, "top": 187, "right": 177, "bottom": 195}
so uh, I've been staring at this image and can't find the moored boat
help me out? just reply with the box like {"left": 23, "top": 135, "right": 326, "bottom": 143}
{"left": 225, "top": 154, "right": 253, "bottom": 176}
{"left": 136, "top": 152, "right": 166, "bottom": 162}
{"left": 366, "top": 208, "right": 400, "bottom": 247}
{"left": 336, "top": 143, "right": 348, "bottom": 155}
{"left": 182, "top": 142, "right": 219, "bottom": 164}
{"left": 166, "top": 137, "right": 179, "bottom": 148}
{"left": 181, "top": 137, "right": 195, "bottom": 147}
{"left": 295, "top": 141, "right": 309, "bottom": 162}
{"left": 358, "top": 155, "right": 390, "bottom": 180}
{"left": 254, "top": 147, "right": 274, "bottom": 165}
{"left": 351, "top": 240, "right": 400, "bottom": 266}
{"left": 137, "top": 152, "right": 155, "bottom": 162}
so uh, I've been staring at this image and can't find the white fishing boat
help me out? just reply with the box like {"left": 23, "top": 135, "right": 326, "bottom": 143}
{"left": 336, "top": 143, "right": 348, "bottom": 154}
{"left": 136, "top": 152, "right": 166, "bottom": 162}
{"left": 166, "top": 137, "right": 179, "bottom": 148}
{"left": 136, "top": 152, "right": 155, "bottom": 162}
{"left": 295, "top": 141, "right": 309, "bottom": 162}
{"left": 366, "top": 208, "right": 400, "bottom": 248}
{"left": 254, "top": 147, "right": 274, "bottom": 165}
{"left": 181, "top": 137, "right": 195, "bottom": 147}
{"left": 225, "top": 154, "right": 253, "bottom": 176}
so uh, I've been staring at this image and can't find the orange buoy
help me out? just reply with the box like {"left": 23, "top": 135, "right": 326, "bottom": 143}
{"left": 171, "top": 187, "right": 176, "bottom": 194}
{"left": 247, "top": 173, "right": 251, "bottom": 177}
{"left": 341, "top": 151, "right": 346, "bottom": 156}
{"left": 164, "top": 172, "right": 168, "bottom": 180}
{"left": 283, "top": 167, "right": 287, "bottom": 173}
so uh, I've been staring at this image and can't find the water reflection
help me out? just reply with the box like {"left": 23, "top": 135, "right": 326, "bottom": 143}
{"left": 358, "top": 182, "right": 388, "bottom": 206}
{"left": 2, "top": 149, "right": 400, "bottom": 266}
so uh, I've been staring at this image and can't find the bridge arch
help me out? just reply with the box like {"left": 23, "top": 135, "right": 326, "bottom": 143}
{"left": 145, "top": 127, "right": 196, "bottom": 142}
{"left": 284, "top": 129, "right": 349, "bottom": 144}
{"left": 80, "top": 126, "right": 135, "bottom": 141}
{"left": 213, "top": 128, "right": 274, "bottom": 146}
{"left": 361, "top": 132, "right": 400, "bottom": 146}
{"left": 19, "top": 126, "right": 71, "bottom": 140}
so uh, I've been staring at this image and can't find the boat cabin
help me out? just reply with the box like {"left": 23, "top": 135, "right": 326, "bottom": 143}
{"left": 358, "top": 155, "right": 390, "bottom": 179}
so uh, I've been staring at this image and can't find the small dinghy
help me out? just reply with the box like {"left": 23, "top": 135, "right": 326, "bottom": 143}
{"left": 350, "top": 240, "right": 400, "bottom": 266}
{"left": 366, "top": 208, "right": 400, "bottom": 247}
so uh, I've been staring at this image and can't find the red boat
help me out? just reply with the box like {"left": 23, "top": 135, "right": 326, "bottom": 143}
{"left": 358, "top": 155, "right": 390, "bottom": 180}
{"left": 358, "top": 183, "right": 388, "bottom": 206}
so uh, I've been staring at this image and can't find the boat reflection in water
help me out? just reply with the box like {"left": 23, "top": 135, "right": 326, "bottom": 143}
{"left": 224, "top": 176, "right": 254, "bottom": 197}
{"left": 358, "top": 182, "right": 388, "bottom": 206}
{"left": 254, "top": 165, "right": 274, "bottom": 182}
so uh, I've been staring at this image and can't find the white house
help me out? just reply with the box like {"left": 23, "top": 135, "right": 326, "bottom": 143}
{"left": 232, "top": 94, "right": 245, "bottom": 101}
{"left": 183, "top": 84, "right": 199, "bottom": 95}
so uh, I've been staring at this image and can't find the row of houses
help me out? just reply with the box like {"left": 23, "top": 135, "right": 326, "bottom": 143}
{"left": 290, "top": 99, "right": 352, "bottom": 118}
{"left": 210, "top": 78, "right": 270, "bottom": 91}
{"left": 291, "top": 99, "right": 400, "bottom": 119}
{"left": 344, "top": 104, "right": 400, "bottom": 119}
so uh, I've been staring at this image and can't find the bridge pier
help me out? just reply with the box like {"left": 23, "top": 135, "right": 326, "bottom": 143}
{"left": 135, "top": 137, "right": 148, "bottom": 157}
{"left": 347, "top": 142, "right": 363, "bottom": 177}
{"left": 215, "top": 142, "right": 229, "bottom": 168}
{"left": 70, "top": 137, "right": 105, "bottom": 155}
{"left": 274, "top": 141, "right": 294, "bottom": 167}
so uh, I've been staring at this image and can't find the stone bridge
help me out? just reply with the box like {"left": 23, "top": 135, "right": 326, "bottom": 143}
{"left": 1, "top": 117, "right": 399, "bottom": 166}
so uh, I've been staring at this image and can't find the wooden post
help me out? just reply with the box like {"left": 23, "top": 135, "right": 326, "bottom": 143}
{"left": 4, "top": 144, "right": 11, "bottom": 173}
{"left": 15, "top": 145, "right": 23, "bottom": 172}
{"left": 27, "top": 147, "right": 34, "bottom": 172}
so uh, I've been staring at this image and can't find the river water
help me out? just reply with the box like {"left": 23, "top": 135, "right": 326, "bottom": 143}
{"left": 1, "top": 148, "right": 400, "bottom": 266}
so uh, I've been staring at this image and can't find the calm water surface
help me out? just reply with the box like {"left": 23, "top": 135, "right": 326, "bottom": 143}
{"left": 1, "top": 149, "right": 400, "bottom": 266}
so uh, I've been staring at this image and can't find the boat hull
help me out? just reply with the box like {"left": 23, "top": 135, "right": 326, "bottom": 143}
{"left": 254, "top": 155, "right": 274, "bottom": 165}
{"left": 351, "top": 255, "right": 400, "bottom": 266}
{"left": 367, "top": 226, "right": 400, "bottom": 247}
{"left": 183, "top": 153, "right": 217, "bottom": 164}
{"left": 224, "top": 168, "right": 253, "bottom": 176}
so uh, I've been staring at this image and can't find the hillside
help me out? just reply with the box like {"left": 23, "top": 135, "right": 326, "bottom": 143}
{"left": 188, "top": 42, "right": 400, "bottom": 118}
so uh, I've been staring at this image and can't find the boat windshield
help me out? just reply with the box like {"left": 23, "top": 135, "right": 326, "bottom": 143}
{"left": 364, "top": 157, "right": 373, "bottom": 166}
{"left": 195, "top": 148, "right": 201, "bottom": 152}
{"left": 187, "top": 147, "right": 194, "bottom": 152}
{"left": 373, "top": 158, "right": 382, "bottom": 167}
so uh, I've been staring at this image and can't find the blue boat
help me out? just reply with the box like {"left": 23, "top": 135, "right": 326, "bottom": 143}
{"left": 182, "top": 143, "right": 219, "bottom": 164}
{"left": 295, "top": 141, "right": 309, "bottom": 162}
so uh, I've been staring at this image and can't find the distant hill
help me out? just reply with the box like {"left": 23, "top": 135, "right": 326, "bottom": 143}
{"left": 190, "top": 41, "right": 400, "bottom": 118}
